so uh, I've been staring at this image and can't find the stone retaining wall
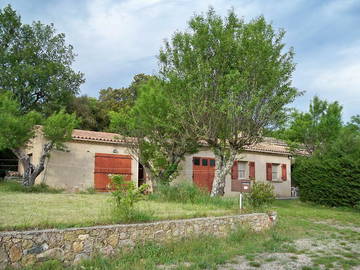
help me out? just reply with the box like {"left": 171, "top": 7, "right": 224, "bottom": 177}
{"left": 0, "top": 213, "right": 276, "bottom": 269}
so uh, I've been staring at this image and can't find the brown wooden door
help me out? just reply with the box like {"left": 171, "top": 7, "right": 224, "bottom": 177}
{"left": 94, "top": 153, "right": 132, "bottom": 191}
{"left": 192, "top": 157, "right": 215, "bottom": 192}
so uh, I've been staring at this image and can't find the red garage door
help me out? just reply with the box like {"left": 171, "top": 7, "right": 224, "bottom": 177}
{"left": 192, "top": 157, "right": 215, "bottom": 192}
{"left": 94, "top": 153, "right": 132, "bottom": 191}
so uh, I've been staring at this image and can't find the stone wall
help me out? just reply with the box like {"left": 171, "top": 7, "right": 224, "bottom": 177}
{"left": 0, "top": 213, "right": 276, "bottom": 269}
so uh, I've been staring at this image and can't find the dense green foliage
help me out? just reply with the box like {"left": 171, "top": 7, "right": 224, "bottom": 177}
{"left": 66, "top": 95, "right": 109, "bottom": 131}
{"left": 0, "top": 92, "right": 78, "bottom": 151}
{"left": 150, "top": 182, "right": 236, "bottom": 209}
{"left": 293, "top": 124, "right": 360, "bottom": 208}
{"left": 99, "top": 74, "right": 152, "bottom": 112}
{"left": 270, "top": 96, "right": 343, "bottom": 154}
{"left": 158, "top": 8, "right": 299, "bottom": 196}
{"left": 245, "top": 182, "right": 275, "bottom": 209}
{"left": 65, "top": 74, "right": 153, "bottom": 131}
{"left": 0, "top": 5, "right": 84, "bottom": 115}
{"left": 110, "top": 175, "right": 151, "bottom": 222}
{"left": 0, "top": 91, "right": 40, "bottom": 150}
{"left": 43, "top": 109, "right": 79, "bottom": 149}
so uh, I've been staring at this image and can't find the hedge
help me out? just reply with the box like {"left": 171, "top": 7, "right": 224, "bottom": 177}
{"left": 293, "top": 132, "right": 360, "bottom": 208}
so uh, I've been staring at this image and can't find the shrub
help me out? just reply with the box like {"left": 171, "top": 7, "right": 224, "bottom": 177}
{"left": 294, "top": 155, "right": 360, "bottom": 208}
{"left": 245, "top": 182, "right": 275, "bottom": 210}
{"left": 109, "top": 175, "right": 152, "bottom": 222}
{"left": 0, "top": 181, "right": 63, "bottom": 193}
{"left": 293, "top": 128, "right": 360, "bottom": 208}
{"left": 150, "top": 182, "right": 236, "bottom": 209}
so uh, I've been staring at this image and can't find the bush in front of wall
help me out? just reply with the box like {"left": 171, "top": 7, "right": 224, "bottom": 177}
{"left": 109, "top": 174, "right": 152, "bottom": 222}
{"left": 245, "top": 182, "right": 275, "bottom": 210}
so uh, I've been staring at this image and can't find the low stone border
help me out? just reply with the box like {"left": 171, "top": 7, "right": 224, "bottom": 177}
{"left": 0, "top": 213, "right": 276, "bottom": 269}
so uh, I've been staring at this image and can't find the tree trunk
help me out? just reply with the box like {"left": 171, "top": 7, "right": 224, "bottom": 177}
{"left": 143, "top": 155, "right": 183, "bottom": 192}
{"left": 210, "top": 150, "right": 236, "bottom": 197}
{"left": 11, "top": 142, "right": 53, "bottom": 187}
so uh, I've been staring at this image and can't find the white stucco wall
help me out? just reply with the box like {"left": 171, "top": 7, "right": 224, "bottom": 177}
{"left": 22, "top": 131, "right": 138, "bottom": 191}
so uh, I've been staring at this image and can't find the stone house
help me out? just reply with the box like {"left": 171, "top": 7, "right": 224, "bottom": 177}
{"left": 20, "top": 128, "right": 293, "bottom": 197}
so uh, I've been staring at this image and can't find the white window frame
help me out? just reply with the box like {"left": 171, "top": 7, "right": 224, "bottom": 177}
{"left": 238, "top": 162, "right": 247, "bottom": 180}
{"left": 272, "top": 163, "right": 279, "bottom": 181}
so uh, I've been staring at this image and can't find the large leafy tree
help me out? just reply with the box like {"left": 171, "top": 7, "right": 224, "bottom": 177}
{"left": 0, "top": 5, "right": 82, "bottom": 186}
{"left": 0, "top": 92, "right": 78, "bottom": 186}
{"left": 0, "top": 5, "right": 84, "bottom": 115}
{"left": 66, "top": 95, "right": 109, "bottom": 131}
{"left": 110, "top": 78, "right": 199, "bottom": 186}
{"left": 277, "top": 96, "right": 343, "bottom": 154}
{"left": 99, "top": 74, "right": 152, "bottom": 113}
{"left": 159, "top": 8, "right": 300, "bottom": 196}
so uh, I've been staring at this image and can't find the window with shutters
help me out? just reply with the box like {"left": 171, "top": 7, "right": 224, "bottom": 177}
{"left": 238, "top": 162, "right": 246, "bottom": 179}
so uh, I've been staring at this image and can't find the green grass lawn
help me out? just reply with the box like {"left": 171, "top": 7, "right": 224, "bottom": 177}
{"left": 0, "top": 188, "right": 239, "bottom": 231}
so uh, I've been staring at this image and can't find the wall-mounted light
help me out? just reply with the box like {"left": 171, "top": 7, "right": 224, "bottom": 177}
{"left": 113, "top": 149, "right": 118, "bottom": 153}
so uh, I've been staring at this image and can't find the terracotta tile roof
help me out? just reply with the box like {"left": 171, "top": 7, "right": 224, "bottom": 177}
{"left": 72, "top": 129, "right": 126, "bottom": 144}
{"left": 71, "top": 129, "right": 291, "bottom": 155}
{"left": 244, "top": 140, "right": 290, "bottom": 155}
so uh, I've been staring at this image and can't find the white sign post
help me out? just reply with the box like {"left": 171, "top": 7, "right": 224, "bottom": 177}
{"left": 239, "top": 192, "right": 243, "bottom": 210}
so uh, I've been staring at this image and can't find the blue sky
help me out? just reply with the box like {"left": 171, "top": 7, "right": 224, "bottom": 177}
{"left": 2, "top": 0, "right": 360, "bottom": 120}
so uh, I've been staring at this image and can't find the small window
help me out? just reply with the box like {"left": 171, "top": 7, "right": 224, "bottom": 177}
{"left": 238, "top": 162, "right": 246, "bottom": 179}
{"left": 193, "top": 158, "right": 200, "bottom": 165}
{"left": 272, "top": 164, "right": 279, "bottom": 180}
{"left": 202, "top": 159, "right": 208, "bottom": 166}
{"left": 210, "top": 159, "right": 215, "bottom": 167}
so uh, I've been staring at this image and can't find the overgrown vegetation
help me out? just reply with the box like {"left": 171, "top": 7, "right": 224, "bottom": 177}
{"left": 109, "top": 175, "right": 152, "bottom": 222}
{"left": 245, "top": 182, "right": 275, "bottom": 210}
{"left": 149, "top": 182, "right": 237, "bottom": 209}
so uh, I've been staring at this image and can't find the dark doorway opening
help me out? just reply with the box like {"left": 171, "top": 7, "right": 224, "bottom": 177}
{"left": 0, "top": 149, "right": 18, "bottom": 179}
{"left": 138, "top": 163, "right": 145, "bottom": 187}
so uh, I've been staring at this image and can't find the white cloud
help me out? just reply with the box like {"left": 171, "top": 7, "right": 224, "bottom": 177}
{"left": 293, "top": 41, "right": 360, "bottom": 120}
{"left": 48, "top": 0, "right": 260, "bottom": 91}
